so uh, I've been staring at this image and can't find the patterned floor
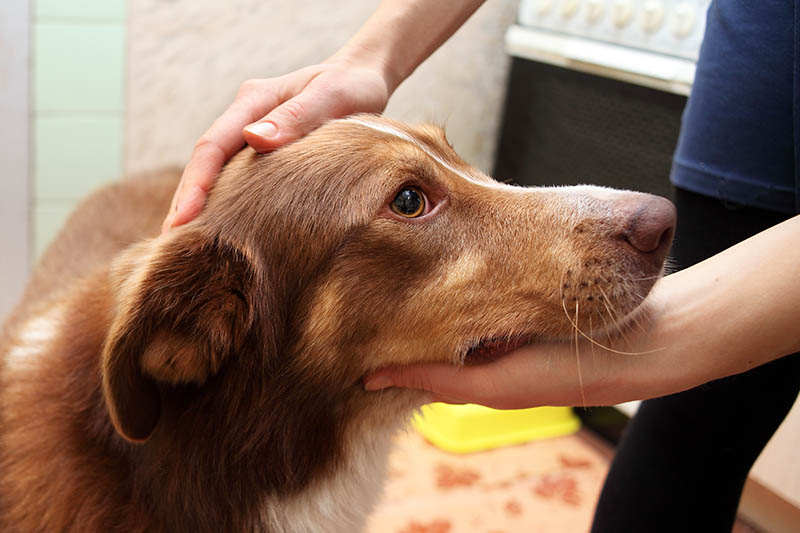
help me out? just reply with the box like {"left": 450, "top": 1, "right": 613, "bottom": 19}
{"left": 365, "top": 428, "right": 760, "bottom": 533}
{"left": 365, "top": 429, "right": 610, "bottom": 533}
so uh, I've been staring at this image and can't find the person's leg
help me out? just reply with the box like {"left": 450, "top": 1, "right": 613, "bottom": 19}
{"left": 591, "top": 188, "right": 800, "bottom": 532}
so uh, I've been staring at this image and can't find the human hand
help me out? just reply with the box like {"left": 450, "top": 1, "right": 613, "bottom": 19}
{"left": 362, "top": 273, "right": 706, "bottom": 409}
{"left": 161, "top": 60, "right": 392, "bottom": 232}
{"left": 363, "top": 339, "right": 655, "bottom": 410}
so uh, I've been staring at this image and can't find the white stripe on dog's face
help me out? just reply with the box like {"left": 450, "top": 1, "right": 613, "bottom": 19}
{"left": 340, "top": 117, "right": 508, "bottom": 190}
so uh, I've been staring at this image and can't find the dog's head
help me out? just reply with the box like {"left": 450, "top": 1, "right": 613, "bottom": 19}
{"left": 101, "top": 115, "right": 673, "bottom": 477}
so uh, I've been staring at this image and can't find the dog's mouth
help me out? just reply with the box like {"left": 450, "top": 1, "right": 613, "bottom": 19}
{"left": 461, "top": 297, "right": 654, "bottom": 365}
{"left": 463, "top": 335, "right": 537, "bottom": 364}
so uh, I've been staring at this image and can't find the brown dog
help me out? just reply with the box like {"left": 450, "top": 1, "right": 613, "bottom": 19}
{"left": 0, "top": 115, "right": 674, "bottom": 531}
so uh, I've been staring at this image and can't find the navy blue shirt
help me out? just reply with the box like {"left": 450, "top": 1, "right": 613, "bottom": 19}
{"left": 671, "top": 0, "right": 799, "bottom": 214}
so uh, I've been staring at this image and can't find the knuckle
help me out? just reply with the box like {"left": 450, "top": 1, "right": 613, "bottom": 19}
{"left": 327, "top": 80, "right": 352, "bottom": 101}
{"left": 279, "top": 99, "right": 307, "bottom": 123}
{"left": 405, "top": 369, "right": 434, "bottom": 393}
{"left": 192, "top": 136, "right": 225, "bottom": 161}
{"left": 328, "top": 85, "right": 352, "bottom": 108}
{"left": 311, "top": 77, "right": 353, "bottom": 110}
{"left": 193, "top": 135, "right": 216, "bottom": 152}
{"left": 237, "top": 78, "right": 262, "bottom": 96}
{"left": 420, "top": 376, "right": 436, "bottom": 393}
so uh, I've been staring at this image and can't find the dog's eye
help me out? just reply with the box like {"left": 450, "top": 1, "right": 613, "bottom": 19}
{"left": 391, "top": 188, "right": 425, "bottom": 218}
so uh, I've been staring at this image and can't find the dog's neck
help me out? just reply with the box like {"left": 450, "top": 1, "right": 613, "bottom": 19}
{"left": 15, "top": 269, "right": 415, "bottom": 531}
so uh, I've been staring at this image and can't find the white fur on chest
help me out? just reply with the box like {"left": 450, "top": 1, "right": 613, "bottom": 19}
{"left": 4, "top": 306, "right": 65, "bottom": 370}
{"left": 258, "top": 423, "right": 401, "bottom": 533}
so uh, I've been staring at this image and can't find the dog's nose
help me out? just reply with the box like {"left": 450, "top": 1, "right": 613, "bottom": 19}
{"left": 618, "top": 195, "right": 676, "bottom": 262}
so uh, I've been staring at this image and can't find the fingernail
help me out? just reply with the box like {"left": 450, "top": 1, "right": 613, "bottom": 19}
{"left": 364, "top": 374, "right": 393, "bottom": 391}
{"left": 245, "top": 121, "right": 278, "bottom": 139}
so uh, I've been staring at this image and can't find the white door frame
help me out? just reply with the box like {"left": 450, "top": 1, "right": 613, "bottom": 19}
{"left": 0, "top": 0, "right": 31, "bottom": 322}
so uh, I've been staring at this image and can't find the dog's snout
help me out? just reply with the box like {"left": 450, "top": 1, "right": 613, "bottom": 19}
{"left": 619, "top": 195, "right": 676, "bottom": 261}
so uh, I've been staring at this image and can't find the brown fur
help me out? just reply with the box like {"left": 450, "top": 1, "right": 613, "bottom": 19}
{"left": 0, "top": 115, "right": 673, "bottom": 531}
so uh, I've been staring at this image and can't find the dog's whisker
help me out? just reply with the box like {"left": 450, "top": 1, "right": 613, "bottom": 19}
{"left": 573, "top": 301, "right": 587, "bottom": 407}
{"left": 589, "top": 315, "right": 598, "bottom": 367}
{"left": 560, "top": 295, "right": 663, "bottom": 356}
{"left": 596, "top": 287, "right": 623, "bottom": 335}
{"left": 597, "top": 285, "right": 625, "bottom": 322}
{"left": 628, "top": 301, "right": 650, "bottom": 333}
{"left": 597, "top": 285, "right": 633, "bottom": 345}
{"left": 594, "top": 303, "right": 615, "bottom": 345}
{"left": 626, "top": 284, "right": 657, "bottom": 333}
{"left": 626, "top": 274, "right": 662, "bottom": 282}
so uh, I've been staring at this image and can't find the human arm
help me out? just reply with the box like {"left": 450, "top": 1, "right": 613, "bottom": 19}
{"left": 162, "top": 0, "right": 486, "bottom": 231}
{"left": 364, "top": 214, "right": 800, "bottom": 408}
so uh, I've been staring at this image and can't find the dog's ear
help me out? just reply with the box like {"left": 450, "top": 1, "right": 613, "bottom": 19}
{"left": 102, "top": 232, "right": 257, "bottom": 443}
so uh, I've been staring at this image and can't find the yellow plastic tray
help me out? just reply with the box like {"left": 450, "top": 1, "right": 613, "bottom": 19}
{"left": 413, "top": 403, "right": 581, "bottom": 454}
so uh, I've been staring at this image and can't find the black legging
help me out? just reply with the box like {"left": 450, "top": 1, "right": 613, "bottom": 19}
{"left": 591, "top": 187, "right": 800, "bottom": 532}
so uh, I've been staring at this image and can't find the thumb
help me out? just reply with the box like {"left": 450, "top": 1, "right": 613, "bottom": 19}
{"left": 243, "top": 89, "right": 344, "bottom": 152}
{"left": 364, "top": 363, "right": 482, "bottom": 404}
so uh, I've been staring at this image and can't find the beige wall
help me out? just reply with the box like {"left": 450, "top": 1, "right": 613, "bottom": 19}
{"left": 0, "top": 0, "right": 30, "bottom": 323}
{"left": 126, "top": 1, "right": 518, "bottom": 176}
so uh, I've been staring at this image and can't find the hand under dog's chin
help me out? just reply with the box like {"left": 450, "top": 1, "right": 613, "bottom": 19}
{"left": 460, "top": 296, "right": 660, "bottom": 366}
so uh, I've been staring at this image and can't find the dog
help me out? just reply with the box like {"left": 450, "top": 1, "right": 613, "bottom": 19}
{"left": 0, "top": 115, "right": 675, "bottom": 532}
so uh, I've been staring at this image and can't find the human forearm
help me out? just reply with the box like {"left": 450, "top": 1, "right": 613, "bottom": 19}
{"left": 330, "top": 0, "right": 486, "bottom": 93}
{"left": 635, "top": 213, "right": 800, "bottom": 392}
{"left": 548, "top": 213, "right": 800, "bottom": 404}
{"left": 548, "top": 212, "right": 800, "bottom": 406}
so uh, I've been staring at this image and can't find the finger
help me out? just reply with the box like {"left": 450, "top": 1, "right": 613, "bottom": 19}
{"left": 166, "top": 184, "right": 206, "bottom": 230}
{"left": 363, "top": 366, "right": 472, "bottom": 406}
{"left": 201, "top": 93, "right": 281, "bottom": 160}
{"left": 365, "top": 363, "right": 483, "bottom": 400}
{"left": 161, "top": 143, "right": 219, "bottom": 228}
{"left": 162, "top": 94, "right": 281, "bottom": 232}
{"left": 429, "top": 393, "right": 470, "bottom": 405}
{"left": 161, "top": 142, "right": 223, "bottom": 232}
{"left": 364, "top": 351, "right": 549, "bottom": 410}
{"left": 243, "top": 84, "right": 350, "bottom": 152}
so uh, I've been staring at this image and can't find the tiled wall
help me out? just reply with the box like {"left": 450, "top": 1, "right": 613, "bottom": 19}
{"left": 33, "top": 0, "right": 126, "bottom": 257}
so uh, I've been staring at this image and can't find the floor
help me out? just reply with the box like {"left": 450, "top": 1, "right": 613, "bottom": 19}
{"left": 366, "top": 428, "right": 610, "bottom": 533}
{"left": 365, "top": 428, "right": 760, "bottom": 533}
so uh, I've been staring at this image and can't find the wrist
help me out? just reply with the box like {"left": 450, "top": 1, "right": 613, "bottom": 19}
{"left": 582, "top": 277, "right": 700, "bottom": 404}
{"left": 326, "top": 40, "right": 403, "bottom": 96}
{"left": 627, "top": 270, "right": 732, "bottom": 397}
